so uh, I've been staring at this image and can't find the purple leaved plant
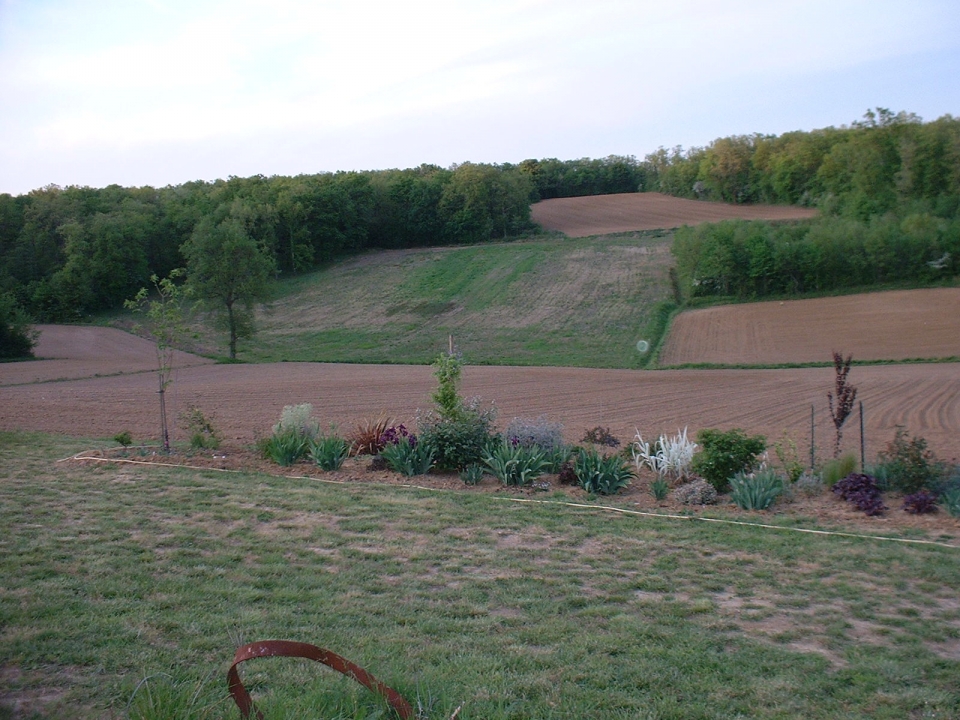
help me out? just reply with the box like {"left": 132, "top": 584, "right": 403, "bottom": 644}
{"left": 833, "top": 473, "right": 887, "bottom": 516}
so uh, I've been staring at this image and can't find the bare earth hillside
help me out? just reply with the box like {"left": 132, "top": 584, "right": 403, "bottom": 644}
{"left": 531, "top": 192, "right": 818, "bottom": 237}
{"left": 659, "top": 288, "right": 960, "bottom": 366}
{"left": 2, "top": 327, "right": 959, "bottom": 461}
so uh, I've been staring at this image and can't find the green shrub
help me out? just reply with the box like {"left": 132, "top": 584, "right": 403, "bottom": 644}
{"left": 419, "top": 401, "right": 496, "bottom": 471}
{"left": 730, "top": 470, "right": 784, "bottom": 510}
{"left": 379, "top": 436, "right": 434, "bottom": 476}
{"left": 691, "top": 428, "right": 766, "bottom": 492}
{"left": 419, "top": 352, "right": 497, "bottom": 470}
{"left": 113, "top": 431, "right": 133, "bottom": 447}
{"left": 0, "top": 292, "right": 38, "bottom": 359}
{"left": 673, "top": 479, "right": 718, "bottom": 505}
{"left": 574, "top": 449, "right": 633, "bottom": 495}
{"left": 774, "top": 432, "right": 805, "bottom": 484}
{"left": 179, "top": 405, "right": 220, "bottom": 450}
{"left": 823, "top": 454, "right": 858, "bottom": 487}
{"left": 309, "top": 435, "right": 351, "bottom": 471}
{"left": 875, "top": 427, "right": 944, "bottom": 494}
{"left": 482, "top": 441, "right": 549, "bottom": 486}
{"left": 793, "top": 472, "right": 825, "bottom": 497}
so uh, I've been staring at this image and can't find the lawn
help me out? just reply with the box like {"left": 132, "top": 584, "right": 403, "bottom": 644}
{"left": 2, "top": 431, "right": 959, "bottom": 719}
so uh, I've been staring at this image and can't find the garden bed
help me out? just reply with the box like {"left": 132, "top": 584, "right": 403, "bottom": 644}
{"left": 75, "top": 443, "right": 960, "bottom": 545}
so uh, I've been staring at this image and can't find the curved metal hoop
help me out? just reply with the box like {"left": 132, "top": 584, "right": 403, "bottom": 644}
{"left": 227, "top": 640, "right": 414, "bottom": 719}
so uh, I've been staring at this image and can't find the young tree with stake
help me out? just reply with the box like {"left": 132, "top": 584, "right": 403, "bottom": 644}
{"left": 828, "top": 351, "right": 857, "bottom": 458}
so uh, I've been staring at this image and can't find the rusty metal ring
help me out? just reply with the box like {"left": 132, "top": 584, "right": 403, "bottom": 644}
{"left": 227, "top": 640, "right": 414, "bottom": 719}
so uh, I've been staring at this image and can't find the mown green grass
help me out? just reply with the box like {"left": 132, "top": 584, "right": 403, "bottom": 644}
{"left": 237, "top": 231, "right": 675, "bottom": 368}
{"left": 3, "top": 431, "right": 960, "bottom": 719}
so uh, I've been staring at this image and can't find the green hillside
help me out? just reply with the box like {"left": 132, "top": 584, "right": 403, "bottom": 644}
{"left": 237, "top": 230, "right": 675, "bottom": 368}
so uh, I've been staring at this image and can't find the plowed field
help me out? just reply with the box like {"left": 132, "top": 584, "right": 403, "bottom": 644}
{"left": 531, "top": 192, "right": 818, "bottom": 237}
{"left": 660, "top": 288, "right": 960, "bottom": 366}
{"left": 3, "top": 326, "right": 959, "bottom": 462}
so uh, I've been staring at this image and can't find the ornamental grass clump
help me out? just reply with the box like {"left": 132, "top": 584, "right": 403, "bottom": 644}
{"left": 349, "top": 415, "right": 391, "bottom": 455}
{"left": 833, "top": 473, "right": 886, "bottom": 516}
{"left": 730, "top": 469, "right": 784, "bottom": 511}
{"left": 482, "top": 441, "right": 549, "bottom": 487}
{"left": 309, "top": 435, "right": 351, "bottom": 471}
{"left": 261, "top": 403, "right": 322, "bottom": 466}
{"left": 574, "top": 448, "right": 633, "bottom": 495}
{"left": 633, "top": 427, "right": 697, "bottom": 482}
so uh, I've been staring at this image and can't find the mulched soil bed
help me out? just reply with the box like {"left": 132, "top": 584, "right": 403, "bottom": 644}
{"left": 71, "top": 443, "right": 960, "bottom": 546}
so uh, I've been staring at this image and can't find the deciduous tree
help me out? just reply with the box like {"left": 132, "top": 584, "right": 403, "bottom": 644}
{"left": 181, "top": 202, "right": 275, "bottom": 359}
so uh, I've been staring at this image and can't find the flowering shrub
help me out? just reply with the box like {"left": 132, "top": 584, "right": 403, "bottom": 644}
{"left": 633, "top": 427, "right": 697, "bottom": 482}
{"left": 833, "top": 473, "right": 886, "bottom": 516}
{"left": 381, "top": 423, "right": 415, "bottom": 448}
{"left": 380, "top": 436, "right": 434, "bottom": 476}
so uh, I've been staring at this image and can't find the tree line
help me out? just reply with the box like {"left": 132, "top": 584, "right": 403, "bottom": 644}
{"left": 662, "top": 110, "right": 960, "bottom": 301}
{"left": 643, "top": 109, "right": 960, "bottom": 215}
{"left": 2, "top": 109, "right": 959, "bottom": 354}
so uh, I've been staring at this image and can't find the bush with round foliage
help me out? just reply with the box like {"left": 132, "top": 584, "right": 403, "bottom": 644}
{"left": 0, "top": 293, "right": 38, "bottom": 359}
{"left": 691, "top": 428, "right": 766, "bottom": 492}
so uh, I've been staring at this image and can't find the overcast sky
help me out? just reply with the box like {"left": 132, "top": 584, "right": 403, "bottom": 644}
{"left": 1, "top": 0, "right": 958, "bottom": 196}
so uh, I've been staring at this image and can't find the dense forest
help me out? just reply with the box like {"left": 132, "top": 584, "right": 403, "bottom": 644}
{"left": 0, "top": 109, "right": 958, "bottom": 331}
{"left": 663, "top": 110, "right": 960, "bottom": 300}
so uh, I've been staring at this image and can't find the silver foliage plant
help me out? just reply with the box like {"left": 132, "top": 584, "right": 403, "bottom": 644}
{"left": 632, "top": 427, "right": 697, "bottom": 482}
{"left": 273, "top": 403, "right": 321, "bottom": 442}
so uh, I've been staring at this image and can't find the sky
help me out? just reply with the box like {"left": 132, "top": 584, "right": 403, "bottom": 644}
{"left": 1, "top": 0, "right": 958, "bottom": 196}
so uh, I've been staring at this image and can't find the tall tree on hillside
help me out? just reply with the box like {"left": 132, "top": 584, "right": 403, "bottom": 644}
{"left": 181, "top": 201, "right": 275, "bottom": 359}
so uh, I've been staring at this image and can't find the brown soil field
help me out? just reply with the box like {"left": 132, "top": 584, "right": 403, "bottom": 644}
{"left": 1, "top": 324, "right": 213, "bottom": 385}
{"left": 531, "top": 192, "right": 818, "bottom": 238}
{"left": 659, "top": 288, "right": 960, "bottom": 366}
{"left": 3, "top": 328, "right": 959, "bottom": 464}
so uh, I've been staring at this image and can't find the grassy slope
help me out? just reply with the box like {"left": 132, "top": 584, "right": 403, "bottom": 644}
{"left": 3, "top": 431, "right": 959, "bottom": 719}
{"left": 237, "top": 230, "right": 674, "bottom": 368}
